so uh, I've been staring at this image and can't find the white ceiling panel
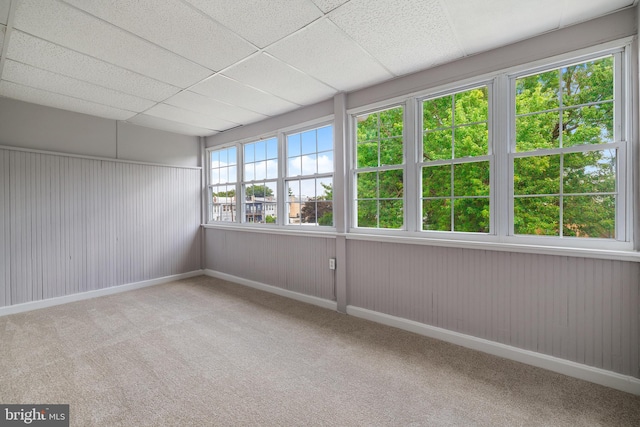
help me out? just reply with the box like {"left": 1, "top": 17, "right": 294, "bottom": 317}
{"left": 127, "top": 114, "right": 217, "bottom": 137}
{"left": 184, "top": 0, "right": 323, "bottom": 48}
{"left": 190, "top": 75, "right": 299, "bottom": 117}
{"left": 267, "top": 19, "right": 393, "bottom": 91}
{"left": 311, "top": 0, "right": 349, "bottom": 13}
{"left": 6, "top": 31, "right": 180, "bottom": 102}
{"left": 222, "top": 53, "right": 336, "bottom": 105}
{"left": 0, "top": 80, "right": 136, "bottom": 120}
{"left": 329, "top": 0, "right": 464, "bottom": 76}
{"left": 2, "top": 60, "right": 156, "bottom": 112}
{"left": 560, "top": 0, "right": 634, "bottom": 26}
{"left": 145, "top": 103, "right": 240, "bottom": 131}
{"left": 13, "top": 0, "right": 212, "bottom": 87}
{"left": 165, "top": 90, "right": 268, "bottom": 124}
{"left": 63, "top": 0, "right": 256, "bottom": 71}
{"left": 0, "top": 0, "right": 9, "bottom": 25}
{"left": 442, "top": 0, "right": 560, "bottom": 56}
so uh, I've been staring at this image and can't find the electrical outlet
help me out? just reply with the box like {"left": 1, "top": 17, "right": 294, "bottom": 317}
{"left": 329, "top": 258, "right": 336, "bottom": 270}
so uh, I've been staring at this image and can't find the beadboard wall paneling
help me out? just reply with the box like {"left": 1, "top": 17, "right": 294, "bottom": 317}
{"left": 1, "top": 148, "right": 201, "bottom": 308}
{"left": 346, "top": 240, "right": 640, "bottom": 378}
{"left": 205, "top": 228, "right": 336, "bottom": 301}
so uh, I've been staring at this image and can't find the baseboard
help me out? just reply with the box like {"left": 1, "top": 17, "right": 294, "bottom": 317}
{"left": 0, "top": 270, "right": 204, "bottom": 317}
{"left": 204, "top": 269, "right": 338, "bottom": 311}
{"left": 347, "top": 305, "right": 640, "bottom": 396}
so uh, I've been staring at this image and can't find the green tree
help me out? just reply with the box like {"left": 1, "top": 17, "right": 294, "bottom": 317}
{"left": 245, "top": 184, "right": 273, "bottom": 198}
{"left": 301, "top": 183, "right": 333, "bottom": 226}
{"left": 213, "top": 189, "right": 235, "bottom": 197}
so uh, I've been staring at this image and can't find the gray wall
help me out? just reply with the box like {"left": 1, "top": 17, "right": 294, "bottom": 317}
{"left": 0, "top": 148, "right": 201, "bottom": 307}
{"left": 0, "top": 97, "right": 200, "bottom": 166}
{"left": 204, "top": 8, "right": 640, "bottom": 380}
{"left": 206, "top": 228, "right": 335, "bottom": 300}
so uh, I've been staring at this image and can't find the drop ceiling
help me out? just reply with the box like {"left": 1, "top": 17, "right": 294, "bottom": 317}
{"left": 0, "top": 0, "right": 635, "bottom": 137}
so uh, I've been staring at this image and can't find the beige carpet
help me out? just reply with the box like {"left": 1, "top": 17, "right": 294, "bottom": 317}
{"left": 0, "top": 275, "right": 638, "bottom": 426}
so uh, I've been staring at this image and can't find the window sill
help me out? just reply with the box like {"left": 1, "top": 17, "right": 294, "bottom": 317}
{"left": 345, "top": 232, "right": 640, "bottom": 262}
{"left": 202, "top": 223, "right": 338, "bottom": 239}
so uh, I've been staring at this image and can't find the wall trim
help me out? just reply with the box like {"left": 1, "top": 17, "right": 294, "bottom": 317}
{"left": 204, "top": 269, "right": 338, "bottom": 311}
{"left": 0, "top": 270, "right": 204, "bottom": 317}
{"left": 347, "top": 305, "right": 640, "bottom": 396}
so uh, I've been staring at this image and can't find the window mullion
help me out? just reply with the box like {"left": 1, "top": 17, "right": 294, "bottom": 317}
{"left": 495, "top": 74, "right": 511, "bottom": 239}
{"left": 405, "top": 99, "right": 418, "bottom": 233}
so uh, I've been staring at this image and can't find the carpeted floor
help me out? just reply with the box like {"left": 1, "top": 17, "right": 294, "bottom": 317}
{"left": 0, "top": 275, "right": 638, "bottom": 426}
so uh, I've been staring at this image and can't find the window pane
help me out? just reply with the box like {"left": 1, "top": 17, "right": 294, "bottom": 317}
{"left": 423, "top": 96, "right": 452, "bottom": 130}
{"left": 317, "top": 126, "right": 333, "bottom": 152}
{"left": 266, "top": 159, "right": 278, "bottom": 179}
{"left": 357, "top": 113, "right": 378, "bottom": 142}
{"left": 422, "top": 199, "right": 451, "bottom": 231}
{"left": 561, "top": 57, "right": 613, "bottom": 107}
{"left": 288, "top": 203, "right": 301, "bottom": 224}
{"left": 514, "top": 196, "right": 560, "bottom": 236}
{"left": 380, "top": 107, "right": 403, "bottom": 138}
{"left": 211, "top": 168, "right": 220, "bottom": 185}
{"left": 244, "top": 182, "right": 277, "bottom": 224}
{"left": 300, "top": 200, "right": 317, "bottom": 224}
{"left": 453, "top": 198, "right": 489, "bottom": 233}
{"left": 454, "top": 87, "right": 488, "bottom": 125}
{"left": 423, "top": 129, "right": 452, "bottom": 161}
{"left": 266, "top": 138, "right": 277, "bottom": 160}
{"left": 562, "top": 103, "right": 613, "bottom": 147}
{"left": 454, "top": 161, "right": 489, "bottom": 197}
{"left": 228, "top": 147, "right": 237, "bottom": 166}
{"left": 357, "top": 200, "right": 377, "bottom": 228}
{"left": 379, "top": 200, "right": 403, "bottom": 229}
{"left": 563, "top": 195, "right": 615, "bottom": 238}
{"left": 210, "top": 151, "right": 220, "bottom": 168}
{"left": 254, "top": 161, "right": 266, "bottom": 180}
{"left": 316, "top": 201, "right": 333, "bottom": 226}
{"left": 357, "top": 141, "right": 378, "bottom": 168}
{"left": 380, "top": 136, "right": 403, "bottom": 165}
{"left": 288, "top": 156, "right": 302, "bottom": 177}
{"left": 318, "top": 151, "right": 333, "bottom": 174}
{"left": 514, "top": 155, "right": 560, "bottom": 195}
{"left": 357, "top": 172, "right": 377, "bottom": 199}
{"left": 228, "top": 166, "right": 237, "bottom": 183}
{"left": 454, "top": 123, "right": 488, "bottom": 158}
{"left": 244, "top": 163, "right": 254, "bottom": 181}
{"left": 564, "top": 150, "right": 616, "bottom": 194}
{"left": 301, "top": 153, "right": 317, "bottom": 176}
{"left": 422, "top": 165, "right": 450, "bottom": 198}
{"left": 302, "top": 130, "right": 316, "bottom": 155}
{"left": 288, "top": 134, "right": 301, "bottom": 157}
{"left": 300, "top": 178, "right": 316, "bottom": 200}
{"left": 317, "top": 177, "right": 332, "bottom": 201}
{"left": 287, "top": 180, "right": 300, "bottom": 199}
{"left": 211, "top": 185, "right": 236, "bottom": 222}
{"left": 244, "top": 143, "right": 255, "bottom": 162}
{"left": 379, "top": 169, "right": 403, "bottom": 199}
{"left": 515, "top": 70, "right": 560, "bottom": 115}
{"left": 255, "top": 140, "right": 266, "bottom": 161}
{"left": 516, "top": 112, "right": 560, "bottom": 152}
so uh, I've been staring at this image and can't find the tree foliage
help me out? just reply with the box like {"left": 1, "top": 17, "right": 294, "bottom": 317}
{"left": 301, "top": 183, "right": 333, "bottom": 226}
{"left": 355, "top": 57, "right": 616, "bottom": 238}
{"left": 245, "top": 184, "right": 273, "bottom": 198}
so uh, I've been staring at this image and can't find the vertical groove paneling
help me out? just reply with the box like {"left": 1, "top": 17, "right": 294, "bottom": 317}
{"left": 206, "top": 228, "right": 336, "bottom": 300}
{"left": 346, "top": 240, "right": 640, "bottom": 378}
{"left": 0, "top": 148, "right": 201, "bottom": 308}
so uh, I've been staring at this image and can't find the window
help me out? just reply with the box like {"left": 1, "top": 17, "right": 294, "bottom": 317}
{"left": 242, "top": 138, "right": 278, "bottom": 224}
{"left": 511, "top": 54, "right": 622, "bottom": 240}
{"left": 421, "top": 86, "right": 490, "bottom": 233}
{"left": 209, "top": 146, "right": 237, "bottom": 223}
{"left": 286, "top": 125, "right": 334, "bottom": 226}
{"left": 354, "top": 106, "right": 404, "bottom": 229}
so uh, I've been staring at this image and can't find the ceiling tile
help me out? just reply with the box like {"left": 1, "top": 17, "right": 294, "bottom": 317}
{"left": 0, "top": 0, "right": 8, "bottom": 25}
{"left": 165, "top": 90, "right": 268, "bottom": 124}
{"left": 6, "top": 31, "right": 180, "bottom": 102}
{"left": 13, "top": 0, "right": 212, "bottom": 87}
{"left": 184, "top": 0, "right": 323, "bottom": 48}
{"left": 63, "top": 0, "right": 256, "bottom": 71}
{"left": 2, "top": 60, "right": 156, "bottom": 112}
{"left": 0, "top": 80, "right": 136, "bottom": 120}
{"left": 442, "top": 0, "right": 560, "bottom": 56}
{"left": 560, "top": 0, "right": 634, "bottom": 26}
{"left": 310, "top": 0, "right": 349, "bottom": 13}
{"left": 329, "top": 0, "right": 464, "bottom": 76}
{"left": 0, "top": 25, "right": 4, "bottom": 47}
{"left": 127, "top": 114, "right": 217, "bottom": 137}
{"left": 145, "top": 103, "right": 240, "bottom": 131}
{"left": 222, "top": 53, "right": 336, "bottom": 105}
{"left": 267, "top": 19, "right": 393, "bottom": 91}
{"left": 190, "top": 75, "right": 299, "bottom": 116}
